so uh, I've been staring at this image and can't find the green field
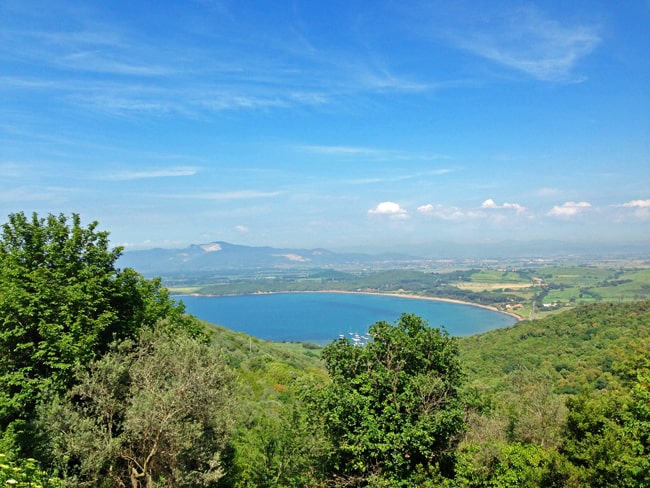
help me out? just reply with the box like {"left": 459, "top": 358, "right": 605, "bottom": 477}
{"left": 534, "top": 265, "right": 614, "bottom": 286}
{"left": 469, "top": 269, "right": 531, "bottom": 284}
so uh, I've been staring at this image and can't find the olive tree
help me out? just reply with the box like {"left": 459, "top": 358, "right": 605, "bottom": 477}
{"left": 40, "top": 330, "right": 236, "bottom": 487}
{"left": 318, "top": 313, "right": 465, "bottom": 486}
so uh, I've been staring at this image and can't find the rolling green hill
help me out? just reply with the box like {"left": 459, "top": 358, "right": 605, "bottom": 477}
{"left": 459, "top": 300, "right": 650, "bottom": 393}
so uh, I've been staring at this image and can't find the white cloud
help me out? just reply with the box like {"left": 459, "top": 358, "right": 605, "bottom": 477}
{"left": 481, "top": 198, "right": 498, "bottom": 209}
{"left": 547, "top": 201, "right": 592, "bottom": 218}
{"left": 617, "top": 199, "right": 650, "bottom": 219}
{"left": 481, "top": 198, "right": 527, "bottom": 213}
{"left": 620, "top": 199, "right": 650, "bottom": 208}
{"left": 235, "top": 224, "right": 250, "bottom": 233}
{"left": 416, "top": 203, "right": 466, "bottom": 221}
{"left": 417, "top": 199, "right": 527, "bottom": 222}
{"left": 503, "top": 202, "right": 526, "bottom": 212}
{"left": 369, "top": 201, "right": 409, "bottom": 219}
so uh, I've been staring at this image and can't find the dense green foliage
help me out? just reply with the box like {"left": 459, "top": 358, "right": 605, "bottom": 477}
{"left": 460, "top": 301, "right": 650, "bottom": 393}
{"left": 454, "top": 302, "right": 650, "bottom": 487}
{"left": 318, "top": 314, "right": 465, "bottom": 486}
{"left": 0, "top": 213, "right": 222, "bottom": 486}
{"left": 227, "top": 386, "right": 326, "bottom": 487}
{"left": 561, "top": 346, "right": 650, "bottom": 487}
{"left": 0, "top": 213, "right": 197, "bottom": 454}
{"left": 214, "top": 328, "right": 328, "bottom": 487}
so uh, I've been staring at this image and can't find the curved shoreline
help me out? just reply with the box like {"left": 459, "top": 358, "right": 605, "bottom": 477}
{"left": 180, "top": 289, "right": 522, "bottom": 322}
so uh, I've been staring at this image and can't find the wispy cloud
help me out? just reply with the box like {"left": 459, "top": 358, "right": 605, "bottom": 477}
{"left": 356, "top": 68, "right": 434, "bottom": 93}
{"left": 345, "top": 169, "right": 453, "bottom": 185}
{"left": 298, "top": 145, "right": 388, "bottom": 156}
{"left": 169, "top": 190, "right": 283, "bottom": 201}
{"left": 0, "top": 16, "right": 333, "bottom": 118}
{"left": 296, "top": 144, "right": 450, "bottom": 162}
{"left": 12, "top": 78, "right": 326, "bottom": 118}
{"left": 0, "top": 162, "right": 25, "bottom": 177}
{"left": 0, "top": 76, "right": 71, "bottom": 90}
{"left": 447, "top": 5, "right": 601, "bottom": 81}
{"left": 0, "top": 4, "right": 469, "bottom": 120}
{"left": 0, "top": 185, "right": 72, "bottom": 203}
{"left": 3, "top": 24, "right": 169, "bottom": 77}
{"left": 58, "top": 51, "right": 170, "bottom": 76}
{"left": 102, "top": 166, "right": 199, "bottom": 181}
{"left": 535, "top": 187, "right": 559, "bottom": 197}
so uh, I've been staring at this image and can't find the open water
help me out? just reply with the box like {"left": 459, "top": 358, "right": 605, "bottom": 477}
{"left": 179, "top": 292, "right": 518, "bottom": 344}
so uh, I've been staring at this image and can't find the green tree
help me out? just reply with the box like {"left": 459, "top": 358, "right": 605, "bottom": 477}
{"left": 0, "top": 212, "right": 191, "bottom": 452}
{"left": 318, "top": 313, "right": 465, "bottom": 486}
{"left": 454, "top": 441, "right": 573, "bottom": 488}
{"left": 561, "top": 344, "right": 650, "bottom": 487}
{"left": 501, "top": 369, "right": 567, "bottom": 449}
{"left": 218, "top": 339, "right": 330, "bottom": 487}
{"left": 228, "top": 395, "right": 328, "bottom": 488}
{"left": 39, "top": 330, "right": 235, "bottom": 488}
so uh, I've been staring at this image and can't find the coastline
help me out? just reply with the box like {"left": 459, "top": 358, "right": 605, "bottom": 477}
{"left": 180, "top": 289, "right": 522, "bottom": 322}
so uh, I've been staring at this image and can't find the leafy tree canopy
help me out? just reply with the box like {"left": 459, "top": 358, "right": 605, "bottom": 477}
{"left": 318, "top": 313, "right": 465, "bottom": 486}
{"left": 561, "top": 342, "right": 650, "bottom": 487}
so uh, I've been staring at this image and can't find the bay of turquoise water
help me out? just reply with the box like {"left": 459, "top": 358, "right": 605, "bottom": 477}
{"left": 180, "top": 292, "right": 517, "bottom": 344}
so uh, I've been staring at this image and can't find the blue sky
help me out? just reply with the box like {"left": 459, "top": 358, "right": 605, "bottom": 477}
{"left": 1, "top": 1, "right": 649, "bottom": 252}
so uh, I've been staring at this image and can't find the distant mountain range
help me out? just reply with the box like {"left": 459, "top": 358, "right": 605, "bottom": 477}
{"left": 118, "top": 240, "right": 650, "bottom": 277}
{"left": 117, "top": 241, "right": 422, "bottom": 276}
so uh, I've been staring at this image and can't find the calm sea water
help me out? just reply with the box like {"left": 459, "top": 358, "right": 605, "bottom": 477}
{"left": 179, "top": 292, "right": 517, "bottom": 344}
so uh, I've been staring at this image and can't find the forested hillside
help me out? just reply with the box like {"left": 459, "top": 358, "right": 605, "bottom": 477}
{"left": 460, "top": 301, "right": 650, "bottom": 393}
{"left": 0, "top": 212, "right": 648, "bottom": 487}
{"left": 454, "top": 301, "right": 650, "bottom": 487}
